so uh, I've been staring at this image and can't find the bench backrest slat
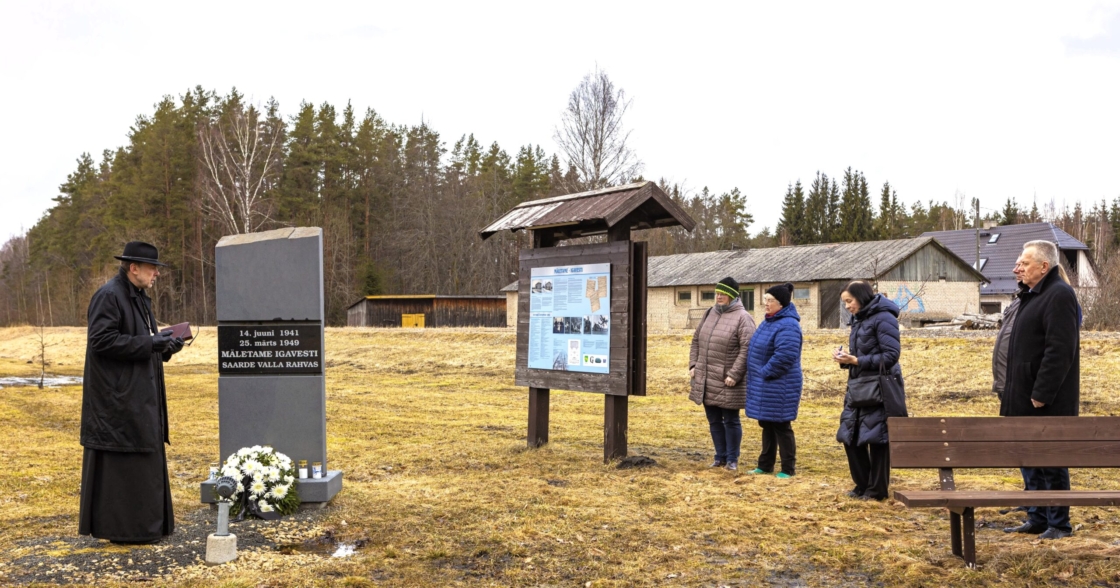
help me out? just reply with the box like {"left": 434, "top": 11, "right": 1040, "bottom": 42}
{"left": 888, "top": 417, "right": 1120, "bottom": 469}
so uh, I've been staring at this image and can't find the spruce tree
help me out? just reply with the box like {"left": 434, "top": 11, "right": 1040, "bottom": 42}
{"left": 777, "top": 181, "right": 805, "bottom": 245}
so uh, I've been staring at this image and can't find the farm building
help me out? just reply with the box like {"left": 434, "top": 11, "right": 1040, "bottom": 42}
{"left": 346, "top": 295, "right": 506, "bottom": 328}
{"left": 503, "top": 236, "right": 988, "bottom": 331}
{"left": 922, "top": 222, "right": 1098, "bottom": 314}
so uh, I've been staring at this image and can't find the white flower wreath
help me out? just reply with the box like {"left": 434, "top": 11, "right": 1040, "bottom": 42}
{"left": 218, "top": 445, "right": 300, "bottom": 517}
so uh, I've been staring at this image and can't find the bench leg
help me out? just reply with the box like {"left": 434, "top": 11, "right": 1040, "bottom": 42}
{"left": 961, "top": 507, "right": 976, "bottom": 568}
{"left": 949, "top": 510, "right": 962, "bottom": 557}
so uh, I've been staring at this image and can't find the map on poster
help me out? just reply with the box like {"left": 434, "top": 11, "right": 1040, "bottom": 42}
{"left": 527, "top": 263, "right": 611, "bottom": 373}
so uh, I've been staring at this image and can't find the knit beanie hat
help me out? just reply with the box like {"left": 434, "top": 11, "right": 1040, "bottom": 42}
{"left": 715, "top": 276, "right": 739, "bottom": 299}
{"left": 766, "top": 282, "right": 794, "bottom": 308}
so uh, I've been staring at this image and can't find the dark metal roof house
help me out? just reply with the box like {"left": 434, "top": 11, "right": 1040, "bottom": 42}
{"left": 346, "top": 295, "right": 506, "bottom": 328}
{"left": 922, "top": 223, "right": 1094, "bottom": 296}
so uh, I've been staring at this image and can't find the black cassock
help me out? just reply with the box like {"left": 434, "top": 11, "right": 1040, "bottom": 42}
{"left": 78, "top": 271, "right": 174, "bottom": 542}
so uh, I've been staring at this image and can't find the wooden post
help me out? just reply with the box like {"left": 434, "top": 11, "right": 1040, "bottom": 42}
{"left": 528, "top": 387, "right": 549, "bottom": 447}
{"left": 604, "top": 394, "right": 628, "bottom": 462}
{"left": 526, "top": 230, "right": 555, "bottom": 448}
{"left": 604, "top": 222, "right": 631, "bottom": 462}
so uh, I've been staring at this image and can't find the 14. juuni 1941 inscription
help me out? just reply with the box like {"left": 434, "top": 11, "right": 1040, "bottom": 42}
{"left": 217, "top": 324, "right": 322, "bottom": 375}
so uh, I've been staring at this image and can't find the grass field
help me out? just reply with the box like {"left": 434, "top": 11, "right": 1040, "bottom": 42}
{"left": 0, "top": 325, "right": 1119, "bottom": 587}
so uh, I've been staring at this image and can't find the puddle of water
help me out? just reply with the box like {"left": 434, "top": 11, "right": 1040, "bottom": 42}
{"left": 0, "top": 375, "right": 83, "bottom": 389}
{"left": 277, "top": 531, "right": 366, "bottom": 558}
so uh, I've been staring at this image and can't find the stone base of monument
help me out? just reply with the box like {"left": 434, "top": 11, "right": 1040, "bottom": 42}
{"left": 205, "top": 533, "right": 237, "bottom": 565}
{"left": 200, "top": 471, "right": 343, "bottom": 506}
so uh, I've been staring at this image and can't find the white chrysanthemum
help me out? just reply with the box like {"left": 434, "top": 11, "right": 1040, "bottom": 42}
{"left": 273, "top": 484, "right": 288, "bottom": 498}
{"left": 259, "top": 501, "right": 274, "bottom": 512}
{"left": 237, "top": 447, "right": 251, "bottom": 457}
{"left": 250, "top": 479, "right": 266, "bottom": 495}
{"left": 250, "top": 445, "right": 262, "bottom": 453}
{"left": 236, "top": 482, "right": 245, "bottom": 493}
{"left": 267, "top": 467, "right": 281, "bottom": 482}
{"left": 283, "top": 475, "right": 293, "bottom": 484}
{"left": 221, "top": 466, "right": 239, "bottom": 478}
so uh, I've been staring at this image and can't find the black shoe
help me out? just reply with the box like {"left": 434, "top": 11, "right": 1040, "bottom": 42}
{"left": 1039, "top": 528, "right": 1071, "bottom": 540}
{"left": 709, "top": 460, "right": 726, "bottom": 468}
{"left": 1003, "top": 522, "right": 1046, "bottom": 534}
{"left": 847, "top": 488, "right": 864, "bottom": 498}
{"left": 110, "top": 538, "right": 161, "bottom": 545}
{"left": 726, "top": 462, "right": 738, "bottom": 472}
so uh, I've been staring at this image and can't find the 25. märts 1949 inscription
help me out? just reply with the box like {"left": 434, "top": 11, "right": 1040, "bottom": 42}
{"left": 217, "top": 324, "right": 323, "bottom": 375}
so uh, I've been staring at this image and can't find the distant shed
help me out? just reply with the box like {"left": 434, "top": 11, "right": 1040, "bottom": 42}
{"left": 346, "top": 295, "right": 506, "bottom": 328}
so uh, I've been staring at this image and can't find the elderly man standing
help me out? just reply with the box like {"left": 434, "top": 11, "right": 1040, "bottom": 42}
{"left": 79, "top": 242, "right": 184, "bottom": 544}
{"left": 1001, "top": 240, "right": 1080, "bottom": 540}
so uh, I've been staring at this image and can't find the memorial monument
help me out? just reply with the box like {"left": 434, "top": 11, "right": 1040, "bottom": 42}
{"left": 200, "top": 227, "right": 342, "bottom": 505}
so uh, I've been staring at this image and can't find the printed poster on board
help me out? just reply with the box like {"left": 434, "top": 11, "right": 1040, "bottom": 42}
{"left": 527, "top": 263, "right": 611, "bottom": 373}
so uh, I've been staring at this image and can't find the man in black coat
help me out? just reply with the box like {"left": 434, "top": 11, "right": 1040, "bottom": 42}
{"left": 79, "top": 242, "right": 184, "bottom": 544}
{"left": 1000, "top": 240, "right": 1079, "bottom": 540}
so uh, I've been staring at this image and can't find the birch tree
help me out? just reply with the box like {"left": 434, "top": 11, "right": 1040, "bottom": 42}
{"left": 198, "top": 96, "right": 283, "bottom": 234}
{"left": 553, "top": 68, "right": 642, "bottom": 191}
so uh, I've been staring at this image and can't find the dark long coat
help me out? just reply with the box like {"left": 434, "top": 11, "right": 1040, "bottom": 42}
{"left": 999, "top": 267, "right": 1080, "bottom": 417}
{"left": 836, "top": 294, "right": 907, "bottom": 447}
{"left": 79, "top": 270, "right": 174, "bottom": 542}
{"left": 80, "top": 271, "right": 171, "bottom": 451}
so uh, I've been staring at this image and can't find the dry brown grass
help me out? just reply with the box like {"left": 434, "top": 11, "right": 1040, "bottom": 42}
{"left": 1, "top": 326, "right": 1119, "bottom": 586}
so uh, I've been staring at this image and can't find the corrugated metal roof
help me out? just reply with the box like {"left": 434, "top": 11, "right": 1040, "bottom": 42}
{"left": 479, "top": 181, "right": 695, "bottom": 240}
{"left": 499, "top": 237, "right": 986, "bottom": 291}
{"left": 648, "top": 238, "right": 959, "bottom": 286}
{"left": 348, "top": 294, "right": 505, "bottom": 310}
{"left": 922, "top": 223, "right": 1089, "bottom": 294}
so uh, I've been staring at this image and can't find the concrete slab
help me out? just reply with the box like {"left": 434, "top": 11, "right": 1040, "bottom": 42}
{"left": 201, "top": 471, "right": 342, "bottom": 504}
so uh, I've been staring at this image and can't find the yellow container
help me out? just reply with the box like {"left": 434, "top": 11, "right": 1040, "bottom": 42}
{"left": 402, "top": 313, "right": 425, "bottom": 328}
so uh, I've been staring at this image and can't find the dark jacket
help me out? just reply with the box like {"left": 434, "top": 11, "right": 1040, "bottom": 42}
{"left": 745, "top": 303, "right": 803, "bottom": 422}
{"left": 999, "top": 267, "right": 1080, "bottom": 417}
{"left": 689, "top": 298, "right": 756, "bottom": 410}
{"left": 991, "top": 296, "right": 1021, "bottom": 397}
{"left": 836, "top": 294, "right": 907, "bottom": 446}
{"left": 80, "top": 271, "right": 171, "bottom": 452}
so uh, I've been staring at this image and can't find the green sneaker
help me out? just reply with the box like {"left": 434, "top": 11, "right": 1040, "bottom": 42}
{"left": 748, "top": 468, "right": 767, "bottom": 475}
{"left": 775, "top": 472, "right": 794, "bottom": 479}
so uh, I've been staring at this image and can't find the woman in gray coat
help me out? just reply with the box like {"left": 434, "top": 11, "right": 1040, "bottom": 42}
{"left": 689, "top": 277, "right": 756, "bottom": 471}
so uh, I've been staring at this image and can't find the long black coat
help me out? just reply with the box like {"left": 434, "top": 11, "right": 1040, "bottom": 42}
{"left": 1000, "top": 267, "right": 1079, "bottom": 417}
{"left": 80, "top": 271, "right": 171, "bottom": 452}
{"left": 837, "top": 294, "right": 907, "bottom": 446}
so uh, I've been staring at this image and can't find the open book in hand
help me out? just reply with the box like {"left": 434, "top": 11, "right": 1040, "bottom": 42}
{"left": 164, "top": 322, "right": 194, "bottom": 341}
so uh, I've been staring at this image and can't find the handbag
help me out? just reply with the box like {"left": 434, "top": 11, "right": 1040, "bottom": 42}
{"left": 845, "top": 372, "right": 883, "bottom": 408}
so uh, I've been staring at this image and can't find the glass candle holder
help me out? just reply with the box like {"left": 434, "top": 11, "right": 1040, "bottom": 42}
{"left": 298, "top": 459, "right": 308, "bottom": 479}
{"left": 312, "top": 461, "right": 323, "bottom": 479}
{"left": 208, "top": 463, "right": 219, "bottom": 481}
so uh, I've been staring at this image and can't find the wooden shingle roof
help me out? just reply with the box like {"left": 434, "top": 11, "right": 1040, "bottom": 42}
{"left": 479, "top": 181, "right": 695, "bottom": 240}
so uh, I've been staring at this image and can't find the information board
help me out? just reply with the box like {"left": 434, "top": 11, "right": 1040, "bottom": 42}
{"left": 527, "top": 263, "right": 611, "bottom": 373}
{"left": 217, "top": 324, "right": 323, "bottom": 375}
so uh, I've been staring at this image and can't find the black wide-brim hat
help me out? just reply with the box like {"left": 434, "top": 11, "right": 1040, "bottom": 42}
{"left": 114, "top": 241, "right": 167, "bottom": 267}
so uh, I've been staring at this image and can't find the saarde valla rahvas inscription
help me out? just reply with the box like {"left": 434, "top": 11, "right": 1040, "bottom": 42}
{"left": 217, "top": 324, "right": 322, "bottom": 375}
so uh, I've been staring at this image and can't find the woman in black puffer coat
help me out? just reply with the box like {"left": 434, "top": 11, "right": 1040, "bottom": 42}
{"left": 832, "top": 281, "right": 908, "bottom": 501}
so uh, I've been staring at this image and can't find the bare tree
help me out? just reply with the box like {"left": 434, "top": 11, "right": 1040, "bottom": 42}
{"left": 198, "top": 103, "right": 283, "bottom": 234}
{"left": 553, "top": 68, "right": 642, "bottom": 191}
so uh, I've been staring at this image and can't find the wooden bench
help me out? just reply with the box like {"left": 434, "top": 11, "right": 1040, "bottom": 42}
{"left": 888, "top": 416, "right": 1120, "bottom": 568}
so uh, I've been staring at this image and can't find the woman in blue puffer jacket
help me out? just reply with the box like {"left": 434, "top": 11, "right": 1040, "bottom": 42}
{"left": 745, "top": 283, "right": 803, "bottom": 478}
{"left": 832, "top": 280, "right": 908, "bottom": 501}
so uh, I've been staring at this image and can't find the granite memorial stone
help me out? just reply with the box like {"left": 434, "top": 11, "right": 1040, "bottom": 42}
{"left": 200, "top": 227, "right": 342, "bottom": 505}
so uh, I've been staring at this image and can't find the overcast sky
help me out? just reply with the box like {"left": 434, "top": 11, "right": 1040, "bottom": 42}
{"left": 3, "top": 1, "right": 1119, "bottom": 244}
